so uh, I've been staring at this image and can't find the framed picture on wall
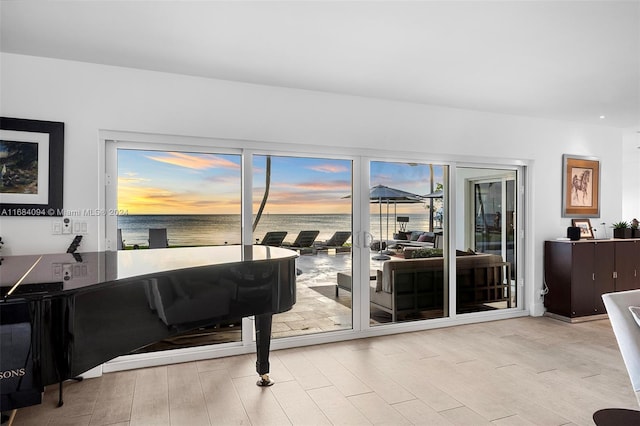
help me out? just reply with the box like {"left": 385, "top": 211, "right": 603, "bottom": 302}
{"left": 572, "top": 218, "right": 594, "bottom": 239}
{"left": 0, "top": 117, "right": 64, "bottom": 216}
{"left": 562, "top": 154, "right": 600, "bottom": 218}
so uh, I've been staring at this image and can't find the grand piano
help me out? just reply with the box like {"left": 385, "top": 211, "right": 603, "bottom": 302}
{"left": 0, "top": 245, "right": 297, "bottom": 412}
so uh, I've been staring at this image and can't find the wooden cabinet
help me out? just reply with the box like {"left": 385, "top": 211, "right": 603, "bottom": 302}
{"left": 614, "top": 240, "right": 640, "bottom": 291}
{"left": 544, "top": 239, "right": 639, "bottom": 320}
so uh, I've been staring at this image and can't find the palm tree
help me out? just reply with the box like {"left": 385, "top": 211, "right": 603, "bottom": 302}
{"left": 253, "top": 155, "right": 271, "bottom": 232}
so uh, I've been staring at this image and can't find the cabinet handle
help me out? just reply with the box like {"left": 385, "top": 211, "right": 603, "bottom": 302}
{"left": 592, "top": 273, "right": 595, "bottom": 281}
{"left": 613, "top": 272, "right": 618, "bottom": 279}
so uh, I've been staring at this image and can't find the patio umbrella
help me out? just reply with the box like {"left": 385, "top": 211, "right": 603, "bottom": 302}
{"left": 369, "top": 185, "right": 424, "bottom": 260}
{"left": 422, "top": 189, "right": 443, "bottom": 198}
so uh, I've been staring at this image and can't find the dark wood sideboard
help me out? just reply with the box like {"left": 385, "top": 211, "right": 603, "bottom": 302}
{"left": 544, "top": 239, "right": 640, "bottom": 321}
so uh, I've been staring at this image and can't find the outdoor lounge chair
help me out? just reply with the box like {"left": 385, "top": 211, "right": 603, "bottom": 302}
{"left": 148, "top": 228, "right": 169, "bottom": 248}
{"left": 314, "top": 231, "right": 351, "bottom": 252}
{"left": 259, "top": 231, "right": 288, "bottom": 247}
{"left": 282, "top": 230, "right": 320, "bottom": 248}
{"left": 281, "top": 230, "right": 320, "bottom": 254}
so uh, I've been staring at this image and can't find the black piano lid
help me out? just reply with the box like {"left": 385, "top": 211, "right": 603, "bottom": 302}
{"left": 0, "top": 245, "right": 298, "bottom": 299}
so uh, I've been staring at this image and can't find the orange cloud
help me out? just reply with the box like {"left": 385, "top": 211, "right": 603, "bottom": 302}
{"left": 118, "top": 182, "right": 241, "bottom": 214}
{"left": 308, "top": 164, "right": 349, "bottom": 173}
{"left": 146, "top": 152, "right": 240, "bottom": 170}
{"left": 276, "top": 180, "right": 351, "bottom": 192}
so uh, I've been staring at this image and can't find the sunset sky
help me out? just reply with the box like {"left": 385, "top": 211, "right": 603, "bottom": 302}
{"left": 117, "top": 149, "right": 443, "bottom": 214}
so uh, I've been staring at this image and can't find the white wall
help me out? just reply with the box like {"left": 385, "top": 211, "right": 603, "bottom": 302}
{"left": 0, "top": 53, "right": 627, "bottom": 316}
{"left": 622, "top": 130, "right": 640, "bottom": 220}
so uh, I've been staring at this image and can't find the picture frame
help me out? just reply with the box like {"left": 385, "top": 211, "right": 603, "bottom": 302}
{"left": 0, "top": 117, "right": 64, "bottom": 216}
{"left": 572, "top": 218, "right": 594, "bottom": 239}
{"left": 562, "top": 154, "right": 600, "bottom": 218}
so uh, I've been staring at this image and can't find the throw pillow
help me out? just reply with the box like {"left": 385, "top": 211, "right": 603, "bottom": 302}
{"left": 410, "top": 231, "right": 422, "bottom": 241}
{"left": 629, "top": 306, "right": 640, "bottom": 327}
{"left": 417, "top": 234, "right": 429, "bottom": 242}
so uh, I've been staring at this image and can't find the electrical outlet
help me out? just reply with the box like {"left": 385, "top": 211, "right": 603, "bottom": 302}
{"left": 62, "top": 264, "right": 73, "bottom": 280}
{"left": 52, "top": 263, "right": 86, "bottom": 281}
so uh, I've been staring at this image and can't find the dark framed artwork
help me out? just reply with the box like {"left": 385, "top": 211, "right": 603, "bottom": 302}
{"left": 572, "top": 218, "right": 593, "bottom": 239}
{"left": 0, "top": 117, "right": 64, "bottom": 216}
{"left": 562, "top": 154, "right": 600, "bottom": 218}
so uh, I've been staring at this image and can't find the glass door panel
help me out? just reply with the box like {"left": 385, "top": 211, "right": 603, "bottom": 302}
{"left": 456, "top": 167, "right": 517, "bottom": 314}
{"left": 252, "top": 155, "right": 353, "bottom": 338}
{"left": 116, "top": 147, "right": 243, "bottom": 351}
{"left": 369, "top": 161, "right": 448, "bottom": 325}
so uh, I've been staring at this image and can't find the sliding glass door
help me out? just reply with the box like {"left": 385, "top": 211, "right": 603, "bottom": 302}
{"left": 114, "top": 146, "right": 243, "bottom": 351}
{"left": 368, "top": 161, "right": 449, "bottom": 325}
{"left": 456, "top": 167, "right": 518, "bottom": 314}
{"left": 103, "top": 135, "right": 526, "bottom": 368}
{"left": 252, "top": 154, "right": 354, "bottom": 338}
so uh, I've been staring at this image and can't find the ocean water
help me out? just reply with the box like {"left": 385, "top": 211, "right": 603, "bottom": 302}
{"left": 117, "top": 214, "right": 434, "bottom": 247}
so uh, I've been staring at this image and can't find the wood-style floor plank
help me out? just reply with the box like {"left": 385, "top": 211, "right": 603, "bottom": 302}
{"left": 130, "top": 366, "right": 170, "bottom": 426}
{"left": 12, "top": 317, "right": 639, "bottom": 425}
{"left": 166, "top": 362, "right": 210, "bottom": 426}
{"left": 270, "top": 380, "right": 331, "bottom": 425}
{"left": 199, "top": 369, "right": 250, "bottom": 425}
{"left": 232, "top": 375, "right": 291, "bottom": 426}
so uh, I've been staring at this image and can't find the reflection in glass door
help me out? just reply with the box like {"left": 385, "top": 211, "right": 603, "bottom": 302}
{"left": 252, "top": 155, "right": 353, "bottom": 338}
{"left": 368, "top": 161, "right": 448, "bottom": 325}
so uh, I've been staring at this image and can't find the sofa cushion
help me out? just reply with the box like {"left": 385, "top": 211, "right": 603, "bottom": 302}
{"left": 376, "top": 269, "right": 383, "bottom": 292}
{"left": 409, "top": 231, "right": 423, "bottom": 241}
{"left": 370, "top": 282, "right": 392, "bottom": 308}
{"left": 420, "top": 232, "right": 436, "bottom": 243}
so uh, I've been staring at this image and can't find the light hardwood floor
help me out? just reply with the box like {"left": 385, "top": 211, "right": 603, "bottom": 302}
{"left": 12, "top": 316, "right": 638, "bottom": 425}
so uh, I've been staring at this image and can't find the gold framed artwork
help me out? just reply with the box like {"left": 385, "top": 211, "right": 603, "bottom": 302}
{"left": 562, "top": 154, "right": 600, "bottom": 218}
{"left": 572, "top": 218, "right": 593, "bottom": 239}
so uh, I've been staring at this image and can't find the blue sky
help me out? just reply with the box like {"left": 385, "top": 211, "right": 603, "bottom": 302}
{"left": 118, "top": 149, "right": 443, "bottom": 214}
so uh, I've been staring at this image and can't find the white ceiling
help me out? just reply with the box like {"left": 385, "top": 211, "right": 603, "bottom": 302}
{"left": 1, "top": 1, "right": 639, "bottom": 130}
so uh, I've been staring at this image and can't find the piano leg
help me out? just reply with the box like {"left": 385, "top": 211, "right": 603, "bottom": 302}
{"left": 254, "top": 314, "right": 274, "bottom": 387}
{"left": 57, "top": 377, "right": 83, "bottom": 407}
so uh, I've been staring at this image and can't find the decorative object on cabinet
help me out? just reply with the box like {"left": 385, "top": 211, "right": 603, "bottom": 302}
{"left": 613, "top": 221, "right": 633, "bottom": 239}
{"left": 0, "top": 117, "right": 64, "bottom": 216}
{"left": 632, "top": 218, "right": 639, "bottom": 238}
{"left": 561, "top": 154, "right": 600, "bottom": 218}
{"left": 572, "top": 218, "right": 593, "bottom": 239}
{"left": 567, "top": 226, "right": 581, "bottom": 241}
{"left": 544, "top": 239, "right": 640, "bottom": 322}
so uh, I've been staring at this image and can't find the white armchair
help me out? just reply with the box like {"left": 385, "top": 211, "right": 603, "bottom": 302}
{"left": 602, "top": 290, "right": 640, "bottom": 406}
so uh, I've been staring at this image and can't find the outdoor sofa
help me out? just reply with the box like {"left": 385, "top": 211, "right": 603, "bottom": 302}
{"left": 335, "top": 250, "right": 511, "bottom": 321}
{"left": 370, "top": 251, "right": 511, "bottom": 321}
{"left": 388, "top": 231, "right": 442, "bottom": 249}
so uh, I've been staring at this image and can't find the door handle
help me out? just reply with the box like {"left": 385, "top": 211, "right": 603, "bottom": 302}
{"left": 362, "top": 231, "right": 373, "bottom": 248}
